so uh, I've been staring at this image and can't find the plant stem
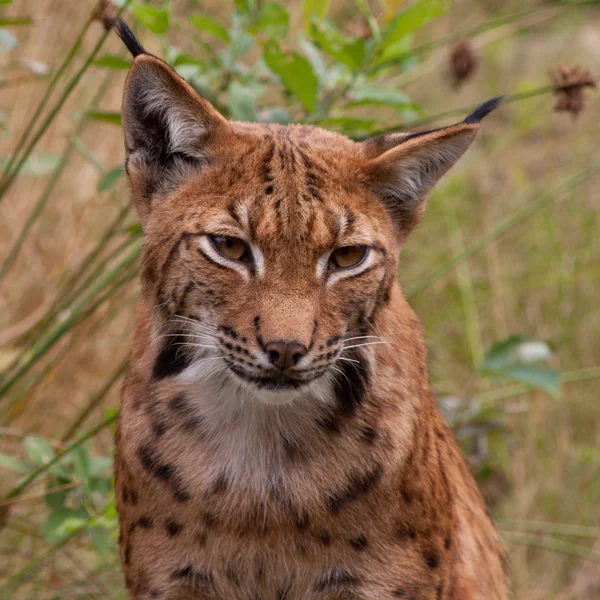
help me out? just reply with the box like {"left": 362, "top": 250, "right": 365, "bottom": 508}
{"left": 4, "top": 414, "right": 118, "bottom": 503}
{"left": 61, "top": 358, "right": 128, "bottom": 442}
{"left": 0, "top": 21, "right": 92, "bottom": 186}
{"left": 0, "top": 70, "right": 114, "bottom": 286}
{"left": 10, "top": 205, "right": 134, "bottom": 350}
{"left": 1, "top": 296, "right": 130, "bottom": 424}
{"left": 0, "top": 243, "right": 140, "bottom": 399}
{"left": 407, "top": 163, "right": 600, "bottom": 298}
{"left": 0, "top": 235, "right": 138, "bottom": 389}
{"left": 373, "top": 0, "right": 597, "bottom": 73}
{"left": 499, "top": 519, "right": 600, "bottom": 539}
{"left": 3, "top": 503, "right": 112, "bottom": 591}
{"left": 362, "top": 85, "right": 554, "bottom": 138}
{"left": 502, "top": 531, "right": 600, "bottom": 562}
{"left": 0, "top": 1, "right": 131, "bottom": 203}
{"left": 477, "top": 366, "right": 600, "bottom": 403}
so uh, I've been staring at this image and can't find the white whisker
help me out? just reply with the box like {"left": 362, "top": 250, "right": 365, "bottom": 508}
{"left": 171, "top": 315, "right": 219, "bottom": 329}
{"left": 172, "top": 343, "right": 219, "bottom": 350}
{"left": 342, "top": 342, "right": 391, "bottom": 350}
{"left": 330, "top": 365, "right": 351, "bottom": 387}
{"left": 342, "top": 335, "right": 383, "bottom": 342}
{"left": 159, "top": 333, "right": 219, "bottom": 340}
{"left": 337, "top": 357, "right": 361, "bottom": 364}
{"left": 195, "top": 356, "right": 226, "bottom": 363}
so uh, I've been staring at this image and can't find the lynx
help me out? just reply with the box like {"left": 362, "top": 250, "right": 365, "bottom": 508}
{"left": 113, "top": 19, "right": 508, "bottom": 600}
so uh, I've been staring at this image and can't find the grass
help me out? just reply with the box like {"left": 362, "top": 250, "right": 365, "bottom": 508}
{"left": 0, "top": 0, "right": 599, "bottom": 598}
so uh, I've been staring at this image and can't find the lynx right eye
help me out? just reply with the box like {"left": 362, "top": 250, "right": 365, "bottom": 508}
{"left": 330, "top": 245, "right": 368, "bottom": 269}
{"left": 210, "top": 235, "right": 250, "bottom": 262}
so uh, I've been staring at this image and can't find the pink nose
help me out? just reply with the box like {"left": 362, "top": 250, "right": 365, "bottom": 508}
{"left": 265, "top": 341, "right": 308, "bottom": 370}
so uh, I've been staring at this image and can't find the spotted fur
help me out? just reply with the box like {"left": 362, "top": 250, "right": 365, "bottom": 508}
{"left": 114, "top": 20, "right": 507, "bottom": 600}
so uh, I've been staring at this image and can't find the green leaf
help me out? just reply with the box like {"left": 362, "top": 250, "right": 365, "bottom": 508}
{"left": 481, "top": 335, "right": 551, "bottom": 372}
{"left": 23, "top": 435, "right": 69, "bottom": 478}
{"left": 86, "top": 111, "right": 121, "bottom": 126}
{"left": 346, "top": 85, "right": 411, "bottom": 108}
{"left": 45, "top": 476, "right": 69, "bottom": 510}
{"left": 189, "top": 14, "right": 230, "bottom": 42}
{"left": 0, "top": 17, "right": 32, "bottom": 26}
{"left": 0, "top": 151, "right": 59, "bottom": 175}
{"left": 98, "top": 167, "right": 124, "bottom": 192}
{"left": 0, "top": 451, "right": 32, "bottom": 474}
{"left": 90, "top": 526, "right": 114, "bottom": 565}
{"left": 234, "top": 0, "right": 257, "bottom": 13}
{"left": 263, "top": 41, "right": 318, "bottom": 113}
{"left": 313, "top": 116, "right": 378, "bottom": 135}
{"left": 480, "top": 335, "right": 560, "bottom": 396}
{"left": 374, "top": 0, "right": 446, "bottom": 66}
{"left": 172, "top": 53, "right": 206, "bottom": 69}
{"left": 71, "top": 447, "right": 91, "bottom": 493}
{"left": 93, "top": 55, "right": 131, "bottom": 70}
{"left": 303, "top": 0, "right": 330, "bottom": 28}
{"left": 498, "top": 365, "right": 560, "bottom": 397}
{"left": 298, "top": 37, "right": 328, "bottom": 84}
{"left": 131, "top": 4, "right": 169, "bottom": 35}
{"left": 251, "top": 2, "right": 289, "bottom": 39}
{"left": 126, "top": 222, "right": 143, "bottom": 237}
{"left": 43, "top": 506, "right": 88, "bottom": 542}
{"left": 381, "top": 0, "right": 446, "bottom": 47}
{"left": 0, "top": 1, "right": 14, "bottom": 5}
{"left": 227, "top": 81, "right": 257, "bottom": 121}
{"left": 23, "top": 435, "right": 55, "bottom": 466}
{"left": 89, "top": 457, "right": 112, "bottom": 477}
{"left": 310, "top": 20, "right": 366, "bottom": 70}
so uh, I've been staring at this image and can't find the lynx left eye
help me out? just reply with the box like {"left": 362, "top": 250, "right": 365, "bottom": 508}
{"left": 330, "top": 246, "right": 368, "bottom": 269}
{"left": 210, "top": 235, "right": 250, "bottom": 262}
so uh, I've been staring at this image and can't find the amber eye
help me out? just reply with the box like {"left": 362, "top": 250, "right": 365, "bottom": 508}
{"left": 330, "top": 246, "right": 368, "bottom": 269}
{"left": 210, "top": 235, "right": 250, "bottom": 262}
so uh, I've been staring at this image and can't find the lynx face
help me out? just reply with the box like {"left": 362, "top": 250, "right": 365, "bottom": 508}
{"left": 140, "top": 124, "right": 401, "bottom": 402}
{"left": 121, "top": 39, "right": 498, "bottom": 405}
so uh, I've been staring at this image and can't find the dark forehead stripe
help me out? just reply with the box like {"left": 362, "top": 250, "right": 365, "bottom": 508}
{"left": 296, "top": 144, "right": 323, "bottom": 203}
{"left": 285, "top": 132, "right": 297, "bottom": 172}
{"left": 261, "top": 139, "right": 275, "bottom": 185}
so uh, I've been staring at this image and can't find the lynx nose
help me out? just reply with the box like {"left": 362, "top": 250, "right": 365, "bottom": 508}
{"left": 265, "top": 341, "right": 308, "bottom": 370}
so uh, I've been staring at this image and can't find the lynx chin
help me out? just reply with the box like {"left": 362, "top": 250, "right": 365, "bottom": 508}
{"left": 113, "top": 18, "right": 508, "bottom": 600}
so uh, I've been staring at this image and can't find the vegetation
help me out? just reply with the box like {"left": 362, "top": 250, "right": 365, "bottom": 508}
{"left": 0, "top": 0, "right": 599, "bottom": 597}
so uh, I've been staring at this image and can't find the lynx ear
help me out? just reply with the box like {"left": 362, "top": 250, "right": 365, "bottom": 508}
{"left": 364, "top": 97, "right": 502, "bottom": 236}
{"left": 117, "top": 20, "right": 229, "bottom": 220}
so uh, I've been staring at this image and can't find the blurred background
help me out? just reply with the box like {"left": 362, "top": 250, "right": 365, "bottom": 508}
{"left": 0, "top": 0, "right": 599, "bottom": 598}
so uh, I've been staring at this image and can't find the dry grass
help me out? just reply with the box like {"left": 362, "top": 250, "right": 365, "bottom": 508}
{"left": 1, "top": 0, "right": 599, "bottom": 598}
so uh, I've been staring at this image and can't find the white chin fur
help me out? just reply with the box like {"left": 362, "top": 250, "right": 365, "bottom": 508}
{"left": 176, "top": 353, "right": 336, "bottom": 410}
{"left": 239, "top": 375, "right": 334, "bottom": 407}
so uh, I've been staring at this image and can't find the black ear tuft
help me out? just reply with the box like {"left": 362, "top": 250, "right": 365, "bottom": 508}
{"left": 463, "top": 96, "right": 504, "bottom": 124}
{"left": 116, "top": 19, "right": 147, "bottom": 58}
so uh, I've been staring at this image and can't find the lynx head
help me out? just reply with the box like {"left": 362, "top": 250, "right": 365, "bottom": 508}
{"left": 117, "top": 20, "right": 500, "bottom": 405}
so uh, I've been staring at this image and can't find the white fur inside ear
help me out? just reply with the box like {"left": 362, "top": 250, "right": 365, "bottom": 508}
{"left": 137, "top": 78, "right": 207, "bottom": 161}
{"left": 374, "top": 131, "right": 476, "bottom": 210}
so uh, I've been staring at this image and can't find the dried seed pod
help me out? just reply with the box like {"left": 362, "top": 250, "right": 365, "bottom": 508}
{"left": 449, "top": 40, "right": 479, "bottom": 89}
{"left": 91, "top": 0, "right": 117, "bottom": 31}
{"left": 550, "top": 63, "right": 597, "bottom": 118}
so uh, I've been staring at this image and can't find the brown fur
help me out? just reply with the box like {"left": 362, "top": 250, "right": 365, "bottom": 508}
{"left": 114, "top": 44, "right": 508, "bottom": 600}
